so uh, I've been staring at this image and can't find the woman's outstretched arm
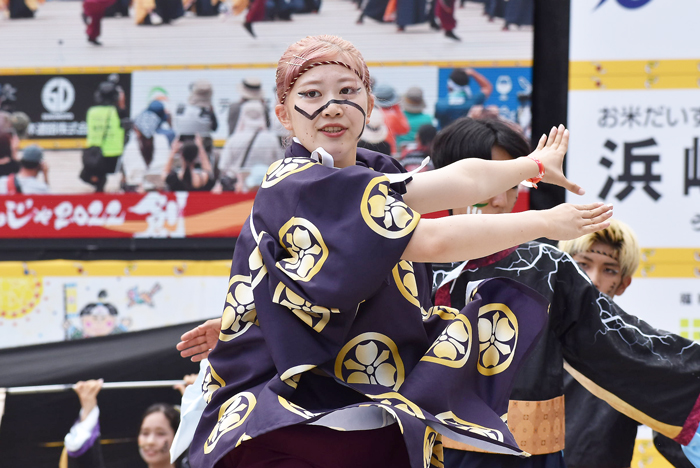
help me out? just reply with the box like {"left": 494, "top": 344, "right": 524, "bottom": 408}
{"left": 402, "top": 202, "right": 613, "bottom": 263}
{"left": 403, "top": 125, "right": 582, "bottom": 214}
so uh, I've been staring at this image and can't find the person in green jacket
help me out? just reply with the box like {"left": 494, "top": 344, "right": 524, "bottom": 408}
{"left": 81, "top": 81, "right": 125, "bottom": 192}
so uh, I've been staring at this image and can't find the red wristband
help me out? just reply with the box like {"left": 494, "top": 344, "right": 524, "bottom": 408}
{"left": 524, "top": 155, "right": 545, "bottom": 189}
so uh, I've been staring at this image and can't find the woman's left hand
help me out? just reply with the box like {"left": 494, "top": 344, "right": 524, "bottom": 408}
{"left": 529, "top": 124, "right": 585, "bottom": 196}
{"left": 176, "top": 318, "right": 221, "bottom": 362}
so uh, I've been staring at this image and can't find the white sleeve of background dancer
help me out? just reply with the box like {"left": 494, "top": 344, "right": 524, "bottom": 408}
{"left": 170, "top": 359, "right": 208, "bottom": 463}
{"left": 0, "top": 388, "right": 5, "bottom": 430}
{"left": 64, "top": 406, "right": 100, "bottom": 452}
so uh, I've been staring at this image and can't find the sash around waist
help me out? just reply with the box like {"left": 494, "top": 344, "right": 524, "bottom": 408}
{"left": 443, "top": 395, "right": 565, "bottom": 456}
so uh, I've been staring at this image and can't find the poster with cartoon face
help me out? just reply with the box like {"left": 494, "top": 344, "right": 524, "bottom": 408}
{"left": 64, "top": 287, "right": 131, "bottom": 339}
{"left": 0, "top": 260, "right": 229, "bottom": 349}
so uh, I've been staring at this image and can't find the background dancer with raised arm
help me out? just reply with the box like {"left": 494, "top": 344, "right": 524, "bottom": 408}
{"left": 424, "top": 117, "right": 700, "bottom": 468}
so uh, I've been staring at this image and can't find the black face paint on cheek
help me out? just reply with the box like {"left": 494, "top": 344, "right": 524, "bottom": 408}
{"left": 138, "top": 439, "right": 170, "bottom": 457}
{"left": 607, "top": 281, "right": 618, "bottom": 296}
{"left": 159, "top": 440, "right": 170, "bottom": 454}
{"left": 294, "top": 99, "right": 367, "bottom": 141}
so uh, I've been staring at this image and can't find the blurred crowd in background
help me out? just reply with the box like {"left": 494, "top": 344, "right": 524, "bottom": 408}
{"left": 0, "top": 65, "right": 531, "bottom": 196}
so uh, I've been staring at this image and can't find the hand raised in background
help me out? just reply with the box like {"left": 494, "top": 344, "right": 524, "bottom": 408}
{"left": 73, "top": 379, "right": 103, "bottom": 421}
{"left": 174, "top": 373, "right": 199, "bottom": 395}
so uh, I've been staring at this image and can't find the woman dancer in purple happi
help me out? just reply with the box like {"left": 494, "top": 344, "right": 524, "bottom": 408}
{"left": 183, "top": 35, "right": 612, "bottom": 468}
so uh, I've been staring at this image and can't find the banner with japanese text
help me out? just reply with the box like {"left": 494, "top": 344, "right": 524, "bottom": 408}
{"left": 569, "top": 2, "right": 700, "bottom": 458}
{"left": 0, "top": 191, "right": 255, "bottom": 238}
{"left": 0, "top": 259, "right": 230, "bottom": 349}
{"left": 568, "top": 0, "right": 700, "bottom": 336}
{"left": 568, "top": 90, "right": 700, "bottom": 247}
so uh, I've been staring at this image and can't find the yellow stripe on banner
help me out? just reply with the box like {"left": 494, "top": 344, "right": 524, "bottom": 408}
{"left": 570, "top": 59, "right": 700, "bottom": 77}
{"left": 0, "top": 60, "right": 532, "bottom": 76}
{"left": 18, "top": 139, "right": 88, "bottom": 150}
{"left": 636, "top": 264, "right": 700, "bottom": 279}
{"left": 563, "top": 362, "right": 682, "bottom": 440}
{"left": 569, "top": 59, "right": 700, "bottom": 90}
{"left": 640, "top": 248, "right": 700, "bottom": 264}
{"left": 0, "top": 260, "right": 232, "bottom": 277}
{"left": 570, "top": 74, "right": 700, "bottom": 91}
{"left": 631, "top": 248, "right": 700, "bottom": 279}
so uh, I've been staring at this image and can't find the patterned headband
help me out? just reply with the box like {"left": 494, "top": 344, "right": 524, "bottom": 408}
{"left": 588, "top": 248, "right": 619, "bottom": 261}
{"left": 279, "top": 60, "right": 370, "bottom": 105}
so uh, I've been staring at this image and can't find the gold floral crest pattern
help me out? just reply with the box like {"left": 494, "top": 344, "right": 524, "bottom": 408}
{"left": 278, "top": 395, "right": 318, "bottom": 420}
{"left": 277, "top": 217, "right": 329, "bottom": 282}
{"left": 235, "top": 433, "right": 251, "bottom": 448}
{"left": 202, "top": 363, "right": 226, "bottom": 404}
{"left": 436, "top": 411, "right": 505, "bottom": 442}
{"left": 423, "top": 426, "right": 443, "bottom": 468}
{"left": 430, "top": 434, "right": 444, "bottom": 468}
{"left": 261, "top": 157, "right": 317, "bottom": 188}
{"left": 282, "top": 373, "right": 301, "bottom": 389}
{"left": 335, "top": 333, "right": 405, "bottom": 390}
{"left": 272, "top": 283, "right": 339, "bottom": 333}
{"left": 248, "top": 245, "right": 267, "bottom": 282}
{"left": 392, "top": 260, "right": 421, "bottom": 308}
{"left": 477, "top": 304, "right": 519, "bottom": 376}
{"left": 360, "top": 177, "right": 420, "bottom": 239}
{"left": 422, "top": 315, "right": 473, "bottom": 368}
{"left": 204, "top": 392, "right": 256, "bottom": 453}
{"left": 368, "top": 391, "right": 425, "bottom": 419}
{"left": 423, "top": 306, "right": 460, "bottom": 321}
{"left": 219, "top": 275, "right": 258, "bottom": 343}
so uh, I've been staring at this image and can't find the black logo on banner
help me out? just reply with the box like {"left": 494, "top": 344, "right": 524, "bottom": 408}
{"left": 0, "top": 74, "right": 131, "bottom": 139}
{"left": 41, "top": 78, "right": 76, "bottom": 120}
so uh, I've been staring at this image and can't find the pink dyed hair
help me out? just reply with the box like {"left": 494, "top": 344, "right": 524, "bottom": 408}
{"left": 276, "top": 35, "right": 372, "bottom": 105}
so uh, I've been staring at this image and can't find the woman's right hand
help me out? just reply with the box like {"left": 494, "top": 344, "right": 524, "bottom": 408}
{"left": 544, "top": 202, "right": 613, "bottom": 240}
{"left": 73, "top": 379, "right": 103, "bottom": 421}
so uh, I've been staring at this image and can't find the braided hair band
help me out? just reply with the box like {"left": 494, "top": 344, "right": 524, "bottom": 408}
{"left": 279, "top": 60, "right": 370, "bottom": 105}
